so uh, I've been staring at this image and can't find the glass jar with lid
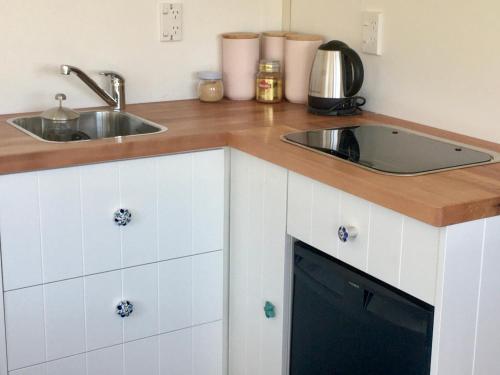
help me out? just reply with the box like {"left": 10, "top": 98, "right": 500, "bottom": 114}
{"left": 197, "top": 71, "right": 224, "bottom": 102}
{"left": 255, "top": 60, "right": 283, "bottom": 103}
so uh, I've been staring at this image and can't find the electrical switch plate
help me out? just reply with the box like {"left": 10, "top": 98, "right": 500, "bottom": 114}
{"left": 160, "top": 3, "right": 183, "bottom": 42}
{"left": 362, "top": 11, "right": 382, "bottom": 55}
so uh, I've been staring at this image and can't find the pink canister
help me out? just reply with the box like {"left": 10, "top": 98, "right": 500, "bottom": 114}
{"left": 222, "top": 32, "right": 260, "bottom": 100}
{"left": 284, "top": 34, "right": 324, "bottom": 104}
{"left": 262, "top": 31, "right": 289, "bottom": 68}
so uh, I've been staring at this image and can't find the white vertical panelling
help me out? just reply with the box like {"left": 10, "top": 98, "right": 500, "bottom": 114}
{"left": 1, "top": 150, "right": 225, "bottom": 291}
{"left": 400, "top": 217, "right": 440, "bottom": 304}
{"left": 44, "top": 354, "right": 85, "bottom": 375}
{"left": 259, "top": 161, "right": 288, "bottom": 375}
{"left": 0, "top": 150, "right": 225, "bottom": 374}
{"left": 192, "top": 150, "right": 225, "bottom": 253}
{"left": 243, "top": 155, "right": 264, "bottom": 375}
{"left": 193, "top": 321, "right": 223, "bottom": 375}
{"left": 159, "top": 328, "right": 192, "bottom": 375}
{"left": 0, "top": 172, "right": 42, "bottom": 290}
{"left": 287, "top": 172, "right": 312, "bottom": 243}
{"left": 434, "top": 220, "right": 484, "bottom": 375}
{"left": 229, "top": 150, "right": 288, "bottom": 375}
{"left": 430, "top": 228, "right": 446, "bottom": 375}
{"left": 123, "top": 336, "right": 159, "bottom": 375}
{"left": 122, "top": 263, "right": 159, "bottom": 342}
{"left": 228, "top": 150, "right": 249, "bottom": 375}
{"left": 86, "top": 345, "right": 124, "bottom": 375}
{"left": 287, "top": 172, "right": 444, "bottom": 304}
{"left": 84, "top": 271, "right": 123, "bottom": 351}
{"left": 473, "top": 216, "right": 500, "bottom": 375}
{"left": 368, "top": 204, "right": 403, "bottom": 286}
{"left": 80, "top": 163, "right": 121, "bottom": 275}
{"left": 9, "top": 324, "right": 222, "bottom": 375}
{"left": 192, "top": 251, "right": 223, "bottom": 325}
{"left": 159, "top": 257, "right": 192, "bottom": 333}
{"left": 310, "top": 181, "right": 341, "bottom": 258}
{"left": 0, "top": 256, "right": 7, "bottom": 375}
{"left": 157, "top": 153, "right": 193, "bottom": 260}
{"left": 338, "top": 192, "right": 371, "bottom": 271}
{"left": 44, "top": 278, "right": 85, "bottom": 361}
{"left": 8, "top": 363, "right": 45, "bottom": 375}
{"left": 4, "top": 286, "right": 45, "bottom": 370}
{"left": 38, "top": 167, "right": 83, "bottom": 283}
{"left": 119, "top": 158, "right": 158, "bottom": 268}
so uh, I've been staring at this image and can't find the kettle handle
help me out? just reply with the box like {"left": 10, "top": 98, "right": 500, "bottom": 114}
{"left": 342, "top": 47, "right": 364, "bottom": 97}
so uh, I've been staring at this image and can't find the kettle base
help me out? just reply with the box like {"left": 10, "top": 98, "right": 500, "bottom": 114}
{"left": 308, "top": 96, "right": 366, "bottom": 116}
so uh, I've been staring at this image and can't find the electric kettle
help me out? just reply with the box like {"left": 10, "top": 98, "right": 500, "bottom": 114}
{"left": 308, "top": 41, "right": 366, "bottom": 116}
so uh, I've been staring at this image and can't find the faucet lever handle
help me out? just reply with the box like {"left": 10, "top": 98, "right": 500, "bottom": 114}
{"left": 99, "top": 71, "right": 125, "bottom": 82}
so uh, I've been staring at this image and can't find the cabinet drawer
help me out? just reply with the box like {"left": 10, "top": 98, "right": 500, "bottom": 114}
{"left": 0, "top": 149, "right": 225, "bottom": 291}
{"left": 4, "top": 251, "right": 223, "bottom": 371}
{"left": 287, "top": 172, "right": 440, "bottom": 304}
{"left": 8, "top": 321, "right": 223, "bottom": 375}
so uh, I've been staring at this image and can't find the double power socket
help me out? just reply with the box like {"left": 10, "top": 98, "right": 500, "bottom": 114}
{"left": 160, "top": 3, "right": 183, "bottom": 42}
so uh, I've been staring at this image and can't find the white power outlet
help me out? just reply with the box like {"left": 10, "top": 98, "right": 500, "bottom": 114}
{"left": 362, "top": 11, "right": 382, "bottom": 55}
{"left": 160, "top": 3, "right": 183, "bottom": 42}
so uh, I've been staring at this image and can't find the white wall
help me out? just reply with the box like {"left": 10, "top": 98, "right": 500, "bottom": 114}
{"left": 291, "top": 0, "right": 500, "bottom": 143}
{"left": 0, "top": 0, "right": 282, "bottom": 114}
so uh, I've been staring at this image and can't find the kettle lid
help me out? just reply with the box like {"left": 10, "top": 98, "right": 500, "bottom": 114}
{"left": 318, "top": 40, "right": 349, "bottom": 51}
{"left": 41, "top": 93, "right": 80, "bottom": 122}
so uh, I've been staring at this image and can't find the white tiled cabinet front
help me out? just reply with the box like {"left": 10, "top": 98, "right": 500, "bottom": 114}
{"left": 0, "top": 150, "right": 225, "bottom": 290}
{"left": 9, "top": 321, "right": 223, "bottom": 375}
{"left": 287, "top": 171, "right": 440, "bottom": 305}
{"left": 0, "top": 149, "right": 225, "bottom": 374}
{"left": 229, "top": 150, "right": 290, "bottom": 375}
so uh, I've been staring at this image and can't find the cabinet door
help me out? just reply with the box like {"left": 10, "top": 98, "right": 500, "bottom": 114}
{"left": 287, "top": 171, "right": 440, "bottom": 305}
{"left": 9, "top": 323, "right": 223, "bottom": 375}
{"left": 0, "top": 149, "right": 225, "bottom": 291}
{"left": 4, "top": 251, "right": 224, "bottom": 371}
{"left": 229, "top": 150, "right": 289, "bottom": 375}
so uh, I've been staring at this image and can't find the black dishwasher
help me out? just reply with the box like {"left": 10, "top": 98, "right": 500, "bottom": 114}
{"left": 291, "top": 241, "right": 434, "bottom": 375}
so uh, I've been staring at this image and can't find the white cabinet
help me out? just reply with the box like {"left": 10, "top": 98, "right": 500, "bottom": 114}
{"left": 4, "top": 227, "right": 224, "bottom": 373}
{"left": 430, "top": 216, "right": 500, "bottom": 375}
{"left": 0, "top": 150, "right": 225, "bottom": 291}
{"left": 0, "top": 149, "right": 226, "bottom": 375}
{"left": 229, "top": 150, "right": 290, "bottom": 375}
{"left": 9, "top": 321, "right": 223, "bottom": 375}
{"left": 287, "top": 171, "right": 440, "bottom": 305}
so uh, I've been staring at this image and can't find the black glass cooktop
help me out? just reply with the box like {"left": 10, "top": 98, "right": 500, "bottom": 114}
{"left": 283, "top": 125, "right": 498, "bottom": 175}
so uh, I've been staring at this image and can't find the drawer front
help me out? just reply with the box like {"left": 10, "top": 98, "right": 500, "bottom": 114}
{"left": 0, "top": 149, "right": 225, "bottom": 291}
{"left": 287, "top": 172, "right": 440, "bottom": 304}
{"left": 4, "top": 251, "right": 223, "bottom": 371}
{"left": 8, "top": 321, "right": 223, "bottom": 375}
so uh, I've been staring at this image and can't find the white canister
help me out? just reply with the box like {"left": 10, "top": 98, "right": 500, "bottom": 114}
{"left": 262, "top": 31, "right": 289, "bottom": 68}
{"left": 222, "top": 32, "right": 260, "bottom": 100}
{"left": 284, "top": 34, "right": 324, "bottom": 104}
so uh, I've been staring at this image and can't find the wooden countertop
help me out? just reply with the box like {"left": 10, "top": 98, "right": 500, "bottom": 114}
{"left": 0, "top": 99, "right": 499, "bottom": 227}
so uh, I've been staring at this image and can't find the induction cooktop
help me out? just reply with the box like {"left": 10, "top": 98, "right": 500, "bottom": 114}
{"left": 282, "top": 125, "right": 500, "bottom": 175}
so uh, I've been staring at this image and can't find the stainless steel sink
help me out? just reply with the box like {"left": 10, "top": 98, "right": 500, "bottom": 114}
{"left": 7, "top": 111, "right": 167, "bottom": 143}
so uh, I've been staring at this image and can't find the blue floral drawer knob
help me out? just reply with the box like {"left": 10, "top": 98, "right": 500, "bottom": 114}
{"left": 116, "top": 300, "right": 134, "bottom": 318}
{"left": 114, "top": 208, "right": 132, "bottom": 226}
{"left": 338, "top": 225, "right": 358, "bottom": 242}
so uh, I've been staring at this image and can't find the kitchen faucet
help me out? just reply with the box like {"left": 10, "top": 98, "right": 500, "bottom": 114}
{"left": 60, "top": 65, "right": 126, "bottom": 111}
